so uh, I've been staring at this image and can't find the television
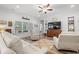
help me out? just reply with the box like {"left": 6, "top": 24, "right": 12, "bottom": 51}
{"left": 48, "top": 22, "right": 61, "bottom": 29}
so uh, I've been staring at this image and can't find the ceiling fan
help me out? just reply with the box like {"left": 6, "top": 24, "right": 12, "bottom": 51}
{"left": 22, "top": 16, "right": 30, "bottom": 20}
{"left": 38, "top": 4, "right": 53, "bottom": 14}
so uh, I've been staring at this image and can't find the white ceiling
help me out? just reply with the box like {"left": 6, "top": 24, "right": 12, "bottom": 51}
{"left": 0, "top": 4, "right": 79, "bottom": 20}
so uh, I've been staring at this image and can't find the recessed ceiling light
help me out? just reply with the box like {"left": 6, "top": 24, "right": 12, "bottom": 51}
{"left": 70, "top": 5, "right": 75, "bottom": 8}
{"left": 16, "top": 5, "right": 20, "bottom": 8}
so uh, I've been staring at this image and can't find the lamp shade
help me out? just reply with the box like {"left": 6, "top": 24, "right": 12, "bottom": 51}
{"left": 0, "top": 24, "right": 6, "bottom": 32}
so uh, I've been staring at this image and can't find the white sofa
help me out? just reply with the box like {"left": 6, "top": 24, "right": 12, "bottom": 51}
{"left": 53, "top": 32, "right": 79, "bottom": 52}
{"left": 0, "top": 32, "right": 16, "bottom": 54}
{"left": 0, "top": 32, "right": 47, "bottom": 54}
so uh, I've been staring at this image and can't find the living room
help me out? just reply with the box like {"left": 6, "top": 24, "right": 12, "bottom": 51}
{"left": 0, "top": 4, "right": 79, "bottom": 54}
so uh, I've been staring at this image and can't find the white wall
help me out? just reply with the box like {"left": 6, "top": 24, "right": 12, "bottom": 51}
{"left": 45, "top": 13, "right": 79, "bottom": 33}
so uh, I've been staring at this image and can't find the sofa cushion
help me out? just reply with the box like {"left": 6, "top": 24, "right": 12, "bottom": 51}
{"left": 1, "top": 47, "right": 16, "bottom": 54}
{"left": 0, "top": 33, "right": 16, "bottom": 54}
{"left": 1, "top": 32, "right": 47, "bottom": 54}
{"left": 2, "top": 32, "right": 24, "bottom": 54}
{"left": 2, "top": 32, "right": 20, "bottom": 47}
{"left": 9, "top": 39, "right": 24, "bottom": 54}
{"left": 21, "top": 40, "right": 47, "bottom": 54}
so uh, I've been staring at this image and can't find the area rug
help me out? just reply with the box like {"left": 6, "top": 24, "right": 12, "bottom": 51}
{"left": 33, "top": 39, "right": 62, "bottom": 54}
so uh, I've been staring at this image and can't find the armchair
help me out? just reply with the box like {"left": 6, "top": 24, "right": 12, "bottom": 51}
{"left": 53, "top": 33, "right": 79, "bottom": 52}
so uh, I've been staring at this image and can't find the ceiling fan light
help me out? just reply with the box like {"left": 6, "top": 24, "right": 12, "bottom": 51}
{"left": 43, "top": 9, "right": 47, "bottom": 12}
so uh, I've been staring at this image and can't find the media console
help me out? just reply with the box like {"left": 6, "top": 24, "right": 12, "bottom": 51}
{"left": 47, "top": 22, "right": 61, "bottom": 37}
{"left": 47, "top": 29, "right": 61, "bottom": 37}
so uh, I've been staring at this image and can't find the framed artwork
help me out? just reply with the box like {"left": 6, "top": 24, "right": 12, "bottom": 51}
{"left": 68, "top": 16, "right": 75, "bottom": 32}
{"left": 15, "top": 21, "right": 22, "bottom": 33}
{"left": 8, "top": 21, "right": 12, "bottom": 27}
{"left": 23, "top": 22, "right": 28, "bottom": 32}
{"left": 0, "top": 20, "right": 6, "bottom": 24}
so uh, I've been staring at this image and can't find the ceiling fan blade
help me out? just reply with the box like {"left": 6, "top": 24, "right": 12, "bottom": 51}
{"left": 22, "top": 17, "right": 30, "bottom": 20}
{"left": 46, "top": 4, "right": 50, "bottom": 7}
{"left": 38, "top": 10, "right": 43, "bottom": 12}
{"left": 38, "top": 6, "right": 43, "bottom": 9}
{"left": 47, "top": 9, "right": 53, "bottom": 11}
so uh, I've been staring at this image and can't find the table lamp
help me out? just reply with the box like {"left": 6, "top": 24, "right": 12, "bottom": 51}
{"left": 0, "top": 24, "right": 6, "bottom": 32}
